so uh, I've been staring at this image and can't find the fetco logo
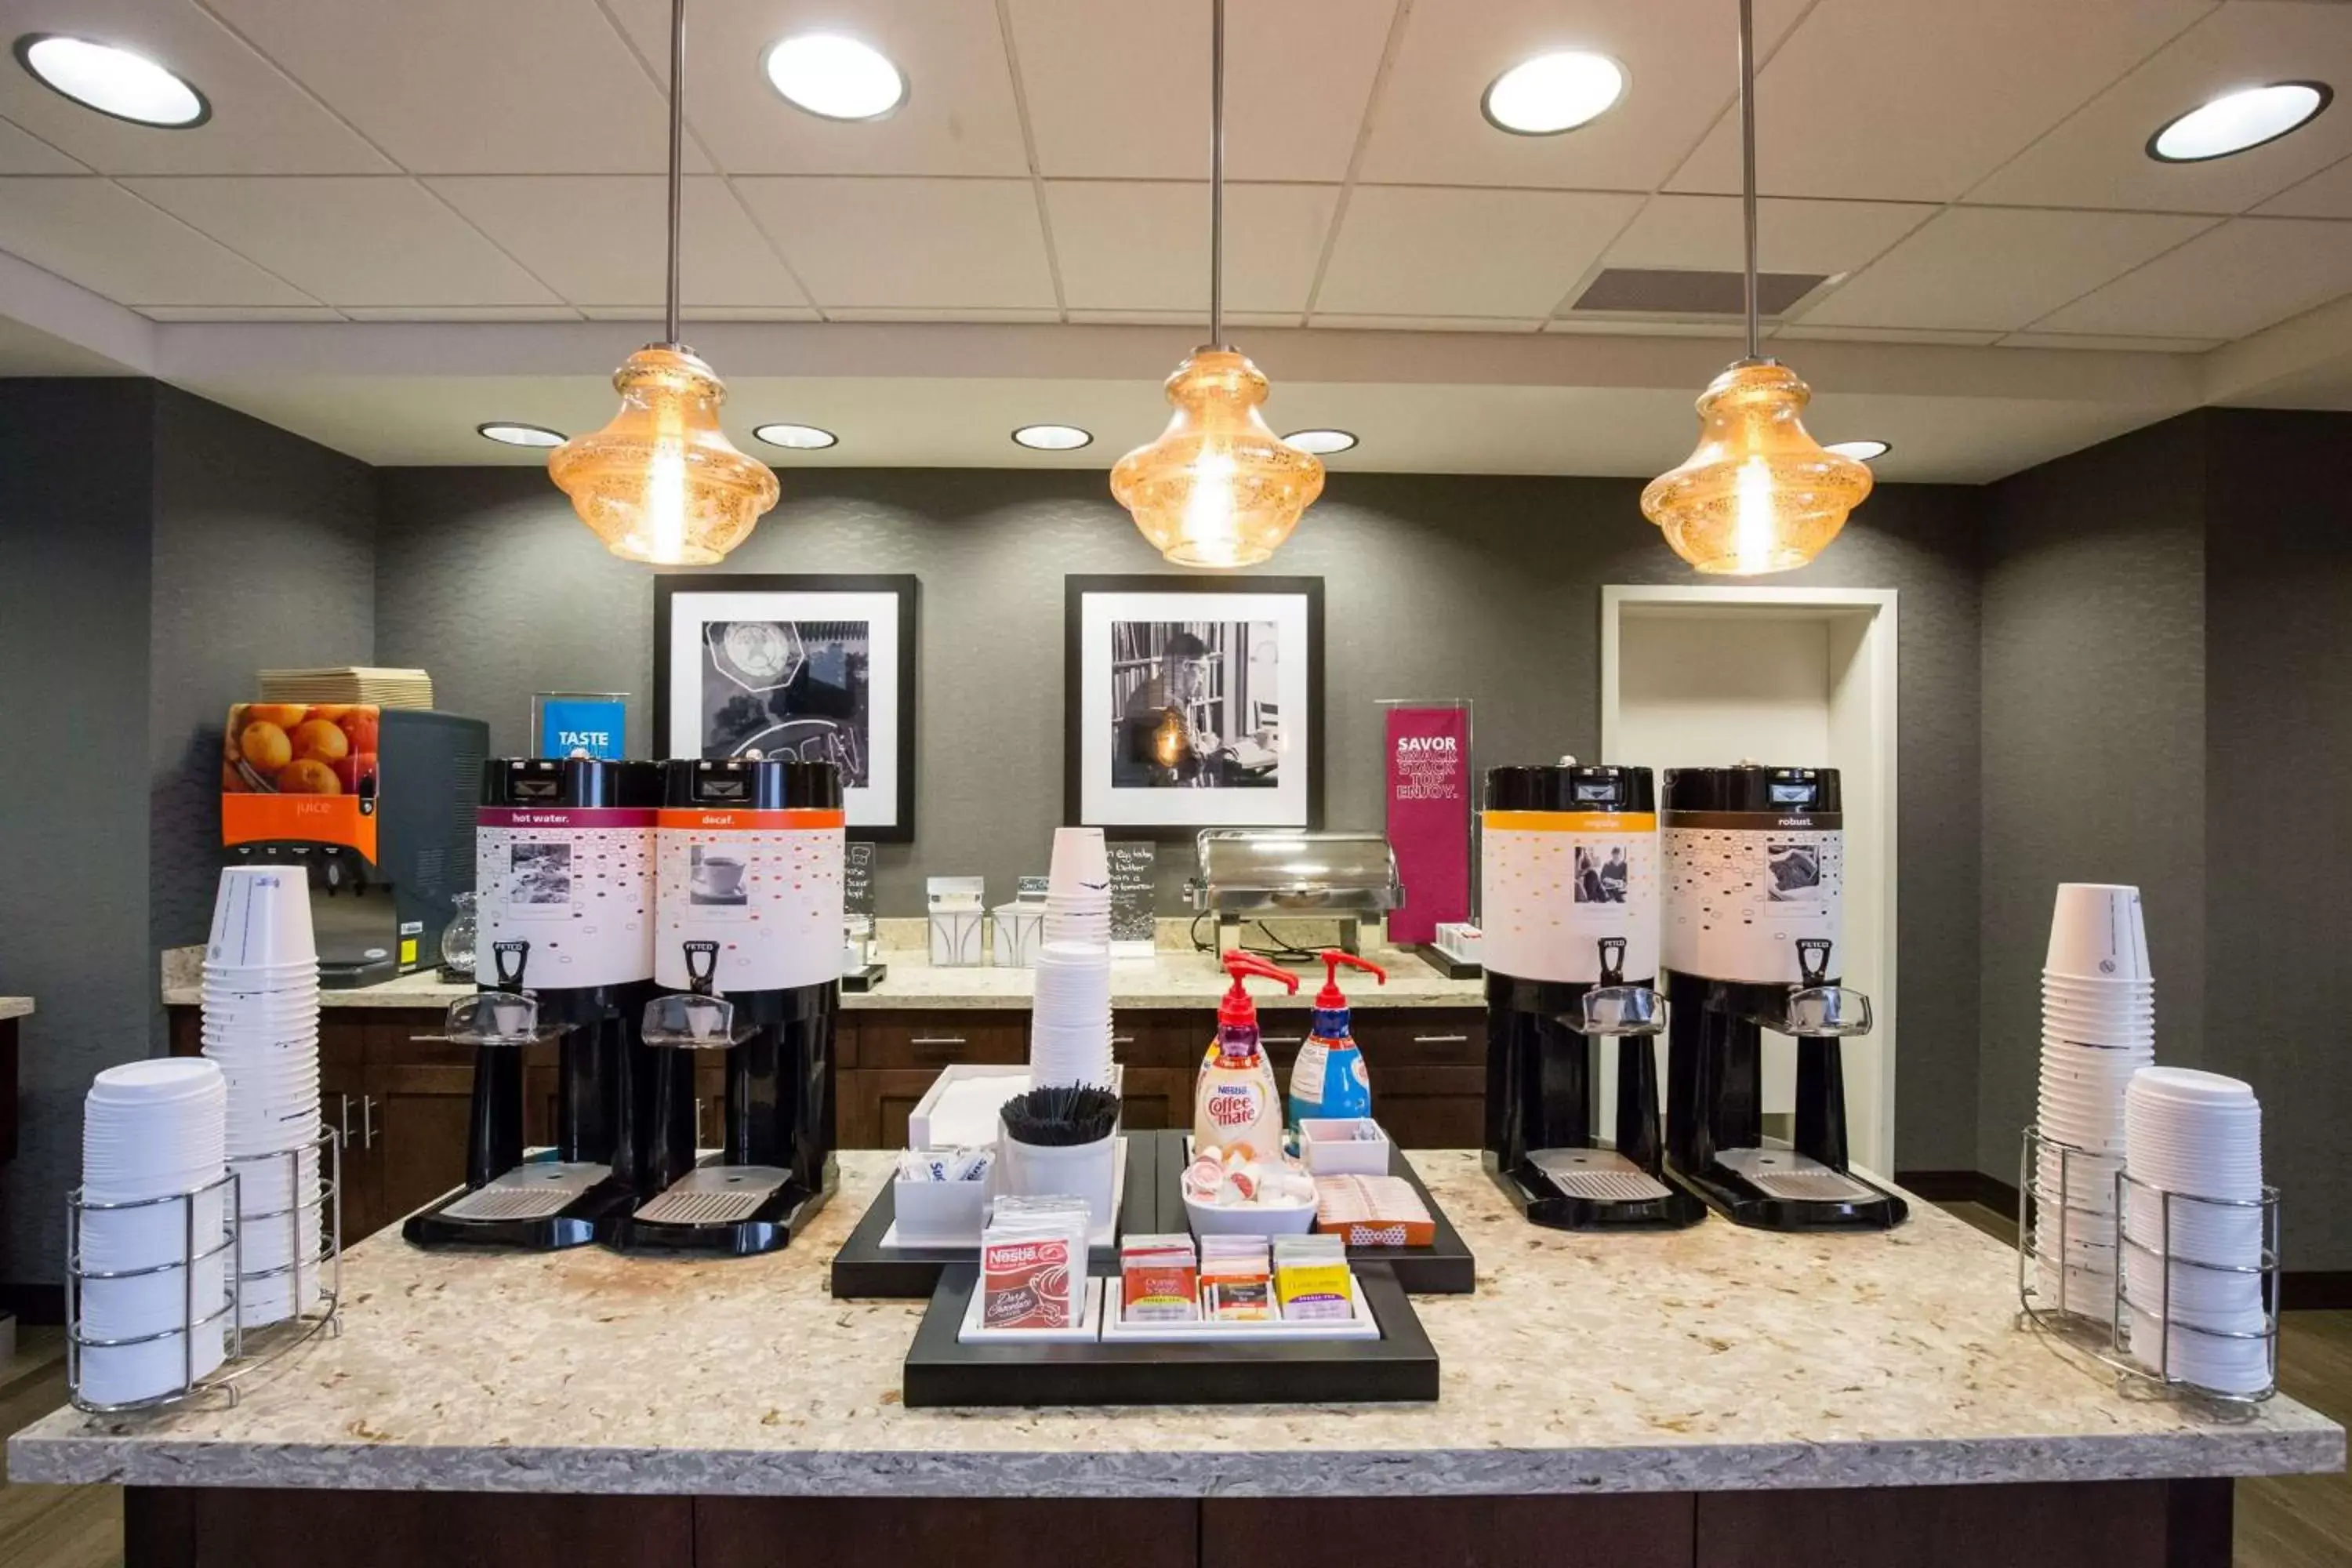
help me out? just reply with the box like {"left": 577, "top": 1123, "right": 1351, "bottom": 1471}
{"left": 1396, "top": 735, "right": 1458, "bottom": 753}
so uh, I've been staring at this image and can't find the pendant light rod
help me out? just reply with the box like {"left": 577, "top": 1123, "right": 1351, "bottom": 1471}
{"left": 664, "top": 0, "right": 686, "bottom": 348}
{"left": 1737, "top": 0, "right": 1761, "bottom": 363}
{"left": 1208, "top": 0, "right": 1226, "bottom": 350}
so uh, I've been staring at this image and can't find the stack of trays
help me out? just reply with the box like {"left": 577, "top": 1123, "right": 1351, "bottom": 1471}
{"left": 201, "top": 867, "right": 326, "bottom": 1327}
{"left": 256, "top": 666, "right": 432, "bottom": 709}
{"left": 75, "top": 1061, "right": 233, "bottom": 1406}
{"left": 2122, "top": 1069, "right": 2270, "bottom": 1396}
{"left": 2032, "top": 884, "right": 2152, "bottom": 1317}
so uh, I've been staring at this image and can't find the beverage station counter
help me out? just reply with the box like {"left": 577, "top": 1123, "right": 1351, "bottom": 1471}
{"left": 12, "top": 1148, "right": 2339, "bottom": 1566}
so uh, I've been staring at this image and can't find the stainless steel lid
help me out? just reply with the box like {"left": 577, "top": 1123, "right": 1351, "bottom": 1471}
{"left": 1186, "top": 829, "right": 1403, "bottom": 915}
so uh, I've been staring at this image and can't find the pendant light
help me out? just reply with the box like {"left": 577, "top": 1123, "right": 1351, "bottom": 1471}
{"left": 550, "top": 0, "right": 777, "bottom": 566}
{"left": 1640, "top": 0, "right": 1870, "bottom": 575}
{"left": 1110, "top": 0, "right": 1323, "bottom": 569}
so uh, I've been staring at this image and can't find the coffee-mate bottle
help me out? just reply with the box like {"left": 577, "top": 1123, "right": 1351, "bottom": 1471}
{"left": 1287, "top": 950, "right": 1385, "bottom": 1131}
{"left": 1194, "top": 953, "right": 1297, "bottom": 1163}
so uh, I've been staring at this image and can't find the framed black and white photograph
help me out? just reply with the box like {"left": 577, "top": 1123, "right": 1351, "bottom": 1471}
{"left": 1065, "top": 575, "right": 1323, "bottom": 835}
{"left": 654, "top": 575, "right": 918, "bottom": 840}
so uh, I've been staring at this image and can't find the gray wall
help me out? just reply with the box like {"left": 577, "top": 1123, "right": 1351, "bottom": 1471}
{"left": 147, "top": 386, "right": 378, "bottom": 976}
{"left": 2203, "top": 409, "right": 2352, "bottom": 1272}
{"left": 1977, "top": 416, "right": 2209, "bottom": 1180}
{"left": 0, "top": 380, "right": 158, "bottom": 1287}
{"left": 376, "top": 466, "right": 1984, "bottom": 1171}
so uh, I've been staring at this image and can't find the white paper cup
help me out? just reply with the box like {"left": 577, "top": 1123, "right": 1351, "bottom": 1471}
{"left": 77, "top": 1322, "right": 227, "bottom": 1407}
{"left": 1047, "top": 828, "right": 1109, "bottom": 895}
{"left": 2045, "top": 884, "right": 2149, "bottom": 980}
{"left": 207, "top": 868, "right": 318, "bottom": 968}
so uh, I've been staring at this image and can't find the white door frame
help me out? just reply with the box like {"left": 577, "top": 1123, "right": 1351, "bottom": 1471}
{"left": 1599, "top": 583, "right": 1900, "bottom": 1177}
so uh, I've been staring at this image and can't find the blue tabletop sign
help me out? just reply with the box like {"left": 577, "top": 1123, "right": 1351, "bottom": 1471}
{"left": 535, "top": 694, "right": 627, "bottom": 759}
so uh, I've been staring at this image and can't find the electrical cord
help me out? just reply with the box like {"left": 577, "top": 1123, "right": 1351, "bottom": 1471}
{"left": 1189, "top": 913, "right": 1327, "bottom": 965}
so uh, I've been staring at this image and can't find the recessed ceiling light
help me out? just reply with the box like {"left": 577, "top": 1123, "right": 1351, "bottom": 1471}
{"left": 1481, "top": 50, "right": 1625, "bottom": 136}
{"left": 764, "top": 34, "right": 906, "bottom": 122}
{"left": 2148, "top": 82, "right": 2331, "bottom": 162}
{"left": 1011, "top": 424, "right": 1093, "bottom": 451}
{"left": 477, "top": 422, "right": 565, "bottom": 448}
{"left": 1283, "top": 429, "right": 1358, "bottom": 456}
{"left": 754, "top": 423, "right": 838, "bottom": 450}
{"left": 1824, "top": 439, "right": 1889, "bottom": 463}
{"left": 13, "top": 34, "right": 209, "bottom": 128}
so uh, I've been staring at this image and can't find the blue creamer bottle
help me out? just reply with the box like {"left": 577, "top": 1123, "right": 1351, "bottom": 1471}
{"left": 1286, "top": 950, "right": 1385, "bottom": 1131}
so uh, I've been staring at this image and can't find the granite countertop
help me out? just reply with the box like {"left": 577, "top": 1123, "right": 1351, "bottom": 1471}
{"left": 160, "top": 943, "right": 1484, "bottom": 1012}
{"left": 11, "top": 1152, "right": 2339, "bottom": 1499}
{"left": 0, "top": 997, "right": 31, "bottom": 1023}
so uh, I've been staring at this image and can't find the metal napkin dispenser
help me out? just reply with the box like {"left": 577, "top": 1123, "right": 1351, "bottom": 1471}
{"left": 1187, "top": 829, "right": 1403, "bottom": 954}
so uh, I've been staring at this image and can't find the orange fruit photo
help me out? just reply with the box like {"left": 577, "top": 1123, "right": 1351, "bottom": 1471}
{"left": 292, "top": 718, "right": 350, "bottom": 764}
{"left": 276, "top": 758, "right": 342, "bottom": 795}
{"left": 240, "top": 720, "right": 293, "bottom": 774}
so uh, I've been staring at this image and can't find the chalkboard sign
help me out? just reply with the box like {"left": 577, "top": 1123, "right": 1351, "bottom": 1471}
{"left": 844, "top": 841, "right": 876, "bottom": 918}
{"left": 1108, "top": 840, "right": 1156, "bottom": 944}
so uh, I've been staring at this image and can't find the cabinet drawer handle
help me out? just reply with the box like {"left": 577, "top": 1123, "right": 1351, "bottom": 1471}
{"left": 361, "top": 1094, "right": 378, "bottom": 1149}
{"left": 695, "top": 1098, "right": 706, "bottom": 1146}
{"left": 337, "top": 1094, "right": 355, "bottom": 1149}
{"left": 1262, "top": 1036, "right": 1302, "bottom": 1047}
{"left": 909, "top": 1036, "right": 967, "bottom": 1047}
{"left": 1110, "top": 1036, "right": 1134, "bottom": 1047}
{"left": 1412, "top": 1033, "right": 1470, "bottom": 1045}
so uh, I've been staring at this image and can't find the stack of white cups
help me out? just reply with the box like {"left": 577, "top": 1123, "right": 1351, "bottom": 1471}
{"left": 201, "top": 867, "right": 325, "bottom": 1327}
{"left": 1031, "top": 940, "right": 1114, "bottom": 1087}
{"left": 1042, "top": 827, "right": 1112, "bottom": 948}
{"left": 77, "top": 1059, "right": 231, "bottom": 1406}
{"left": 2123, "top": 1069, "right": 2270, "bottom": 1395}
{"left": 2032, "top": 884, "right": 2154, "bottom": 1316}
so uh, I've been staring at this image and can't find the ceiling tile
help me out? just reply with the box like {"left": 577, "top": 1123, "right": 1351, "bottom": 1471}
{"left": 125, "top": 176, "right": 562, "bottom": 307}
{"left": 1668, "top": 0, "right": 2219, "bottom": 201}
{"left": 1998, "top": 331, "right": 2220, "bottom": 353}
{"left": 1599, "top": 195, "right": 1938, "bottom": 278}
{"left": 602, "top": 0, "right": 1029, "bottom": 176}
{"left": 1009, "top": 0, "right": 1392, "bottom": 181}
{"left": 2256, "top": 153, "right": 2352, "bottom": 219}
{"left": 1544, "top": 318, "right": 1744, "bottom": 339}
{"left": 1797, "top": 207, "right": 2216, "bottom": 332}
{"left": 821, "top": 307, "right": 1063, "bottom": 323}
{"left": 0, "top": 0, "right": 394, "bottom": 172}
{"left": 734, "top": 178, "right": 1055, "bottom": 310}
{"left": 339, "top": 306, "right": 583, "bottom": 321}
{"left": 1314, "top": 187, "right": 1644, "bottom": 318}
{"left": 1968, "top": 2, "right": 2352, "bottom": 214}
{"left": 1044, "top": 181, "right": 1338, "bottom": 314}
{"left": 1066, "top": 309, "right": 1300, "bottom": 328}
{"left": 2031, "top": 217, "right": 2352, "bottom": 339}
{"left": 1309, "top": 314, "right": 1544, "bottom": 332}
{"left": 206, "top": 0, "right": 699, "bottom": 174}
{"left": 1359, "top": 0, "right": 1809, "bottom": 191}
{"left": 1774, "top": 324, "right": 2006, "bottom": 347}
{"left": 0, "top": 118, "right": 81, "bottom": 173}
{"left": 138, "top": 305, "right": 343, "bottom": 321}
{"left": 427, "top": 176, "right": 808, "bottom": 307}
{"left": 0, "top": 177, "right": 314, "bottom": 305}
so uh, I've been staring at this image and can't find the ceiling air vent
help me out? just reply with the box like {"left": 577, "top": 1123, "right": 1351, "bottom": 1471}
{"left": 1569, "top": 267, "right": 1827, "bottom": 318}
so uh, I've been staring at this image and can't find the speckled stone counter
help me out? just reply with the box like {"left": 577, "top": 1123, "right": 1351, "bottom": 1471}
{"left": 11, "top": 1150, "right": 2339, "bottom": 1500}
{"left": 160, "top": 944, "right": 1484, "bottom": 1012}
{"left": 0, "top": 996, "right": 31, "bottom": 1022}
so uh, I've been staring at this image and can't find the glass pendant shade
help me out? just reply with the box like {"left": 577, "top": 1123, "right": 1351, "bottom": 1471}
{"left": 550, "top": 344, "right": 778, "bottom": 566}
{"left": 1639, "top": 359, "right": 1873, "bottom": 575}
{"left": 1111, "top": 348, "right": 1325, "bottom": 568}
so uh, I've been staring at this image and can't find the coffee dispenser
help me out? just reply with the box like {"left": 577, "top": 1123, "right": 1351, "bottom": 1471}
{"left": 1659, "top": 764, "right": 1904, "bottom": 1231}
{"left": 612, "top": 757, "right": 844, "bottom": 1255}
{"left": 404, "top": 758, "right": 660, "bottom": 1249}
{"left": 1480, "top": 763, "right": 1705, "bottom": 1231}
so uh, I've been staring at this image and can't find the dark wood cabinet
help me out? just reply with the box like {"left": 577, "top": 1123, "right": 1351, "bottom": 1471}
{"left": 164, "top": 1000, "right": 1490, "bottom": 1243}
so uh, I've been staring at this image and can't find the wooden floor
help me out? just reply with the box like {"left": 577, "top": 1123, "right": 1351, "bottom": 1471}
{"left": 2, "top": 1213, "right": 2345, "bottom": 1568}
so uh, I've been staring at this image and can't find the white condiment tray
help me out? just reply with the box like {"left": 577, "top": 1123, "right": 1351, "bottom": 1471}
{"left": 1102, "top": 1269, "right": 1381, "bottom": 1345}
{"left": 957, "top": 1276, "right": 1105, "bottom": 1345}
{"left": 880, "top": 1138, "right": 1128, "bottom": 1252}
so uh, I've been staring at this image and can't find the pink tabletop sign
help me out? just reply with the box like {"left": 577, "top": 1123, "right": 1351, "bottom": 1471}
{"left": 1383, "top": 706, "right": 1471, "bottom": 945}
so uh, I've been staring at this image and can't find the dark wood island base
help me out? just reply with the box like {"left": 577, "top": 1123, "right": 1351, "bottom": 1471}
{"left": 125, "top": 1478, "right": 2233, "bottom": 1568}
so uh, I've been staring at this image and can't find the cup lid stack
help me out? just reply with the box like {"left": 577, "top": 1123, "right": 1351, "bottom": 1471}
{"left": 2122, "top": 1068, "right": 2270, "bottom": 1396}
{"left": 201, "top": 867, "right": 326, "bottom": 1327}
{"left": 2031, "top": 884, "right": 2152, "bottom": 1316}
{"left": 76, "top": 1059, "right": 231, "bottom": 1406}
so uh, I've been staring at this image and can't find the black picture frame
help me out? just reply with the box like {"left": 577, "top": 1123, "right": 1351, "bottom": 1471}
{"left": 653, "top": 574, "right": 920, "bottom": 842}
{"left": 1062, "top": 574, "right": 1325, "bottom": 840}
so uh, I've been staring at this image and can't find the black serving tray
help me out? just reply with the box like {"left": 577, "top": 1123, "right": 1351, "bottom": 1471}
{"left": 829, "top": 1134, "right": 1160, "bottom": 1299}
{"left": 900, "top": 1263, "right": 1439, "bottom": 1408}
{"left": 1153, "top": 1131, "right": 1477, "bottom": 1296}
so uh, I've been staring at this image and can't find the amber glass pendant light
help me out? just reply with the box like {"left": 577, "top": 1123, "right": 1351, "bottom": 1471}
{"left": 1111, "top": 0, "right": 1323, "bottom": 568}
{"left": 550, "top": 0, "right": 777, "bottom": 565}
{"left": 1640, "top": 0, "right": 1870, "bottom": 575}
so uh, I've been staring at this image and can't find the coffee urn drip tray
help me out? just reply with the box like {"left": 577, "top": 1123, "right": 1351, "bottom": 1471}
{"left": 1530, "top": 1149, "right": 1672, "bottom": 1203}
{"left": 1718, "top": 1149, "right": 1876, "bottom": 1203}
{"left": 441, "top": 1163, "right": 613, "bottom": 1222}
{"left": 635, "top": 1166, "right": 793, "bottom": 1226}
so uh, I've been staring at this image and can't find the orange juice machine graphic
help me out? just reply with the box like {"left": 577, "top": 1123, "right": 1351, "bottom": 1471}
{"left": 220, "top": 703, "right": 488, "bottom": 989}
{"left": 405, "top": 757, "right": 662, "bottom": 1250}
{"left": 1479, "top": 762, "right": 1706, "bottom": 1232}
{"left": 611, "top": 756, "right": 847, "bottom": 1255}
